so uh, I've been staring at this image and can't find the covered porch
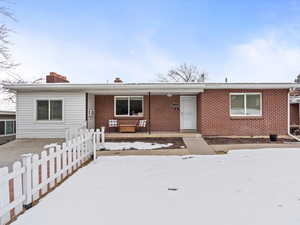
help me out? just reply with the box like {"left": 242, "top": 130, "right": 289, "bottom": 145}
{"left": 86, "top": 86, "right": 203, "bottom": 134}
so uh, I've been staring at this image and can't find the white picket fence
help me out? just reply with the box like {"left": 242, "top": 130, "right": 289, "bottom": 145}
{"left": 94, "top": 127, "right": 105, "bottom": 146}
{"left": 65, "top": 122, "right": 87, "bottom": 142}
{"left": 0, "top": 161, "right": 24, "bottom": 225}
{"left": 0, "top": 128, "right": 102, "bottom": 225}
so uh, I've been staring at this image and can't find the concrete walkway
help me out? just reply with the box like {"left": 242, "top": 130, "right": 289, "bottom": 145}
{"left": 183, "top": 137, "right": 216, "bottom": 155}
{"left": 212, "top": 142, "right": 300, "bottom": 153}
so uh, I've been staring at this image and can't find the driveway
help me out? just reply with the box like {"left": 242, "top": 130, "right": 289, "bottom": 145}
{"left": 0, "top": 138, "right": 64, "bottom": 169}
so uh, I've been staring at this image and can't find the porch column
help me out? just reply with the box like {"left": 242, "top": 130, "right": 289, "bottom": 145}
{"left": 148, "top": 92, "right": 151, "bottom": 134}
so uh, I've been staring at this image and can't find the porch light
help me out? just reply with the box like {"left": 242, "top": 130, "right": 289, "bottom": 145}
{"left": 167, "top": 93, "right": 173, "bottom": 97}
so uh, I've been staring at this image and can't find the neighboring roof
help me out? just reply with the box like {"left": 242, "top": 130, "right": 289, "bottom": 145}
{"left": 0, "top": 110, "right": 15, "bottom": 115}
{"left": 4, "top": 82, "right": 300, "bottom": 92}
{"left": 290, "top": 89, "right": 300, "bottom": 96}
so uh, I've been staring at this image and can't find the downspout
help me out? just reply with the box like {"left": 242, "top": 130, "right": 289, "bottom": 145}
{"left": 148, "top": 92, "right": 151, "bottom": 134}
{"left": 85, "top": 93, "right": 88, "bottom": 129}
{"left": 288, "top": 88, "right": 300, "bottom": 141}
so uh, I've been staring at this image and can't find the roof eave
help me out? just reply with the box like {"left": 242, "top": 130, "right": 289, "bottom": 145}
{"left": 4, "top": 83, "right": 300, "bottom": 91}
{"left": 0, "top": 111, "right": 16, "bottom": 115}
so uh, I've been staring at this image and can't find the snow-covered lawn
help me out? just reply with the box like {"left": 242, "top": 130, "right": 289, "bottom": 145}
{"left": 13, "top": 149, "right": 300, "bottom": 225}
{"left": 100, "top": 141, "right": 173, "bottom": 150}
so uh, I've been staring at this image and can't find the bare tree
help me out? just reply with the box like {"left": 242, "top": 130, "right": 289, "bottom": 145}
{"left": 1, "top": 72, "right": 24, "bottom": 103}
{"left": 1, "top": 72, "right": 44, "bottom": 103}
{"left": 157, "top": 63, "right": 208, "bottom": 83}
{"left": 0, "top": 3, "right": 18, "bottom": 70}
{"left": 0, "top": 2, "right": 20, "bottom": 105}
{"left": 0, "top": 3, "right": 45, "bottom": 105}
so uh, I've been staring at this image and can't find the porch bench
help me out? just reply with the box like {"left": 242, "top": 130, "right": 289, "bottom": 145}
{"left": 118, "top": 120, "right": 138, "bottom": 133}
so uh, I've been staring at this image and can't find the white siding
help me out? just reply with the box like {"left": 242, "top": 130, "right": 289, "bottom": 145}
{"left": 16, "top": 91, "right": 86, "bottom": 138}
{"left": 87, "top": 93, "right": 95, "bottom": 129}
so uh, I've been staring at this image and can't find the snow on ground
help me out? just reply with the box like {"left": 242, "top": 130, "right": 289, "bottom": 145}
{"left": 100, "top": 141, "right": 173, "bottom": 150}
{"left": 13, "top": 149, "right": 300, "bottom": 225}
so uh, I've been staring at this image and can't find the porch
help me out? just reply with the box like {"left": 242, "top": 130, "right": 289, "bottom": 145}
{"left": 105, "top": 131, "right": 202, "bottom": 139}
{"left": 87, "top": 88, "right": 202, "bottom": 133}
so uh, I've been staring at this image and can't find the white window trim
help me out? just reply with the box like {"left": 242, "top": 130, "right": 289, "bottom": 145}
{"left": 114, "top": 96, "right": 144, "bottom": 117}
{"left": 229, "top": 93, "right": 262, "bottom": 117}
{"left": 35, "top": 98, "right": 64, "bottom": 122}
{"left": 0, "top": 119, "right": 16, "bottom": 137}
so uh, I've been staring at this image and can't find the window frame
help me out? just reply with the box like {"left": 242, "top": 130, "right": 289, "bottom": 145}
{"left": 35, "top": 98, "right": 64, "bottom": 122}
{"left": 114, "top": 96, "right": 144, "bottom": 117}
{"left": 229, "top": 93, "right": 262, "bottom": 117}
{"left": 0, "top": 119, "right": 16, "bottom": 137}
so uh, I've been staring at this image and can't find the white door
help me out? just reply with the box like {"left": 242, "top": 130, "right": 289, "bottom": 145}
{"left": 180, "top": 96, "right": 197, "bottom": 130}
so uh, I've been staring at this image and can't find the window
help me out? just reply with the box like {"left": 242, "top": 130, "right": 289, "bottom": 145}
{"left": 130, "top": 97, "right": 143, "bottom": 116}
{"left": 230, "top": 93, "right": 261, "bottom": 116}
{"left": 0, "top": 120, "right": 16, "bottom": 136}
{"left": 37, "top": 100, "right": 49, "bottom": 120}
{"left": 0, "top": 121, "right": 4, "bottom": 135}
{"left": 36, "top": 100, "right": 63, "bottom": 121}
{"left": 114, "top": 96, "right": 143, "bottom": 117}
{"left": 6, "top": 121, "right": 14, "bottom": 134}
{"left": 50, "top": 100, "right": 63, "bottom": 120}
{"left": 115, "top": 97, "right": 129, "bottom": 116}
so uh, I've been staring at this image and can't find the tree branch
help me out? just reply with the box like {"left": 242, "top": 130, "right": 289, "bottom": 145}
{"left": 157, "top": 63, "right": 208, "bottom": 83}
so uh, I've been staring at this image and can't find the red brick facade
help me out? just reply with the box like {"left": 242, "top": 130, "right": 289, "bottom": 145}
{"left": 290, "top": 103, "right": 299, "bottom": 126}
{"left": 95, "top": 95, "right": 180, "bottom": 131}
{"left": 198, "top": 89, "right": 288, "bottom": 136}
{"left": 94, "top": 89, "right": 289, "bottom": 136}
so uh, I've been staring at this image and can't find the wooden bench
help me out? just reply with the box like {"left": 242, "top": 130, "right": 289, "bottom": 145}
{"left": 118, "top": 120, "right": 138, "bottom": 133}
{"left": 118, "top": 124, "right": 136, "bottom": 133}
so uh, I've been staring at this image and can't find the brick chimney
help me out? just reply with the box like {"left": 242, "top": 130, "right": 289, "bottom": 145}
{"left": 114, "top": 77, "right": 123, "bottom": 83}
{"left": 46, "top": 72, "right": 69, "bottom": 83}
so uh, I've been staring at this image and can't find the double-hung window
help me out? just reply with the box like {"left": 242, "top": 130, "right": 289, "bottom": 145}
{"left": 230, "top": 93, "right": 262, "bottom": 116}
{"left": 114, "top": 96, "right": 144, "bottom": 117}
{"left": 36, "top": 99, "right": 63, "bottom": 121}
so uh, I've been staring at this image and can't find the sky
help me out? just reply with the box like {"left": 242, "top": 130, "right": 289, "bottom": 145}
{"left": 1, "top": 0, "right": 300, "bottom": 109}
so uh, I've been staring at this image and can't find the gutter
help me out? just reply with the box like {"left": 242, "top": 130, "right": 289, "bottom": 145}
{"left": 0, "top": 111, "right": 15, "bottom": 115}
{"left": 287, "top": 88, "right": 300, "bottom": 141}
{"left": 4, "top": 82, "right": 300, "bottom": 91}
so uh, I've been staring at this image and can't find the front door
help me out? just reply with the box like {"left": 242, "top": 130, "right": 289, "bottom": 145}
{"left": 180, "top": 96, "right": 197, "bottom": 130}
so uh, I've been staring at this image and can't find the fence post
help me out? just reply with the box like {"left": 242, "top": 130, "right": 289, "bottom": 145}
{"left": 65, "top": 129, "right": 68, "bottom": 142}
{"left": 93, "top": 132, "right": 96, "bottom": 160}
{"left": 95, "top": 129, "right": 99, "bottom": 145}
{"left": 22, "top": 154, "right": 33, "bottom": 209}
{"left": 101, "top": 126, "right": 105, "bottom": 144}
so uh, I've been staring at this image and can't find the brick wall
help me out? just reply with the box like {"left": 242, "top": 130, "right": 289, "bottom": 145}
{"left": 95, "top": 95, "right": 180, "bottom": 131}
{"left": 149, "top": 95, "right": 180, "bottom": 131}
{"left": 95, "top": 89, "right": 288, "bottom": 136}
{"left": 198, "top": 89, "right": 289, "bottom": 136}
{"left": 290, "top": 103, "right": 299, "bottom": 126}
